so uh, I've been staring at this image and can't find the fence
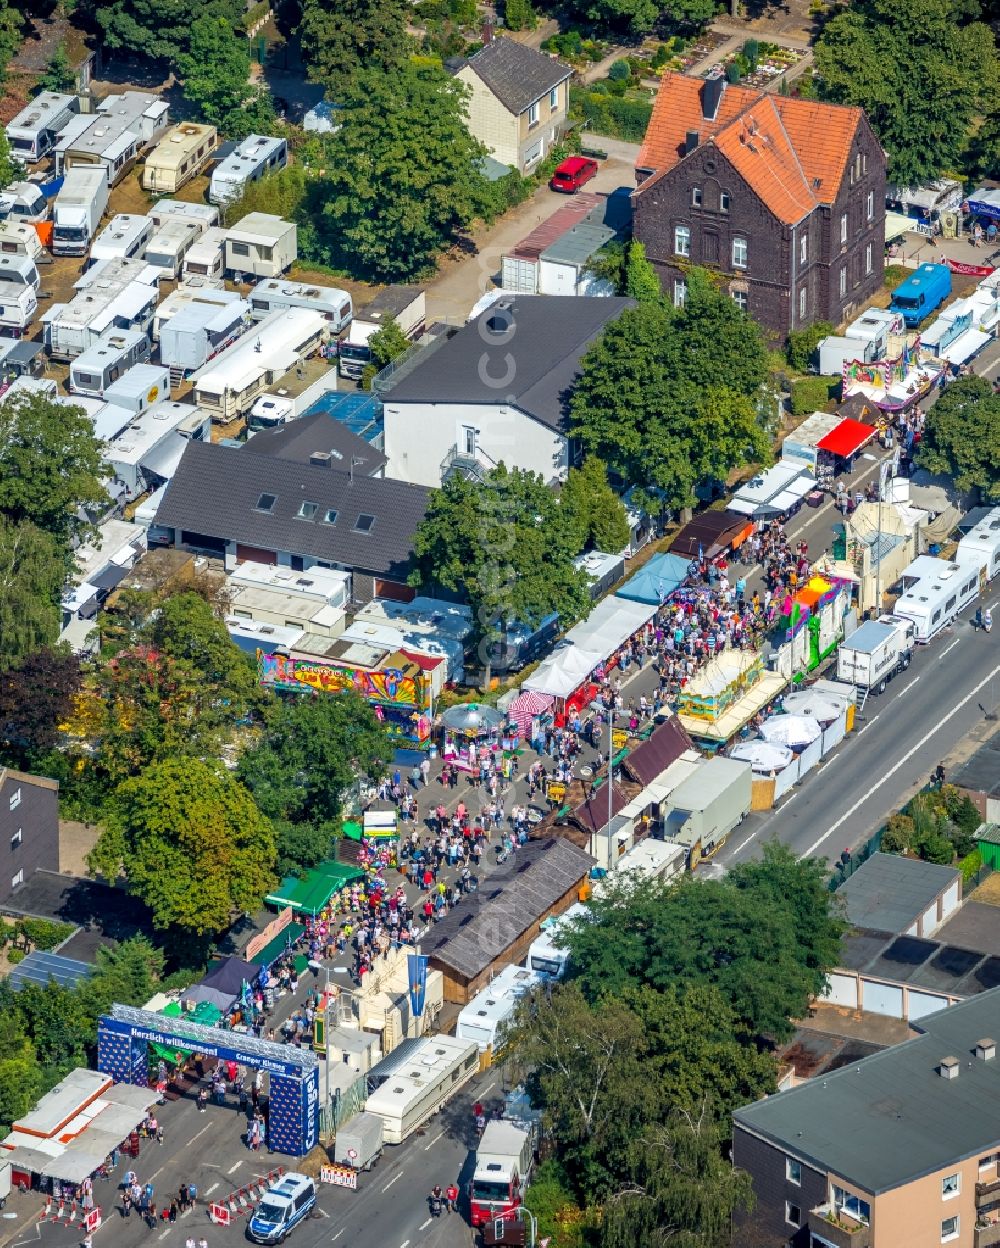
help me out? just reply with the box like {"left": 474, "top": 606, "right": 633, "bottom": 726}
{"left": 828, "top": 827, "right": 883, "bottom": 890}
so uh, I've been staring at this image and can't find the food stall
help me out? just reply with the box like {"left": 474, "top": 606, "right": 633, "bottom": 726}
{"left": 670, "top": 510, "right": 754, "bottom": 560}
{"left": 676, "top": 649, "right": 788, "bottom": 747}
{"left": 439, "top": 703, "right": 507, "bottom": 770}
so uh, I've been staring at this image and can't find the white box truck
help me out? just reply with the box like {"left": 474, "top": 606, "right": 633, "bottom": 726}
{"left": 663, "top": 756, "right": 752, "bottom": 865}
{"left": 333, "top": 1111, "right": 384, "bottom": 1173}
{"left": 338, "top": 286, "right": 425, "bottom": 380}
{"left": 837, "top": 617, "right": 914, "bottom": 695}
{"left": 52, "top": 167, "right": 109, "bottom": 256}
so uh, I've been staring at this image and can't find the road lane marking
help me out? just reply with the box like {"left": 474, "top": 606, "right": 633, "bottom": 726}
{"left": 315, "top": 1208, "right": 330, "bottom": 1218}
{"left": 381, "top": 1174, "right": 402, "bottom": 1193}
{"left": 423, "top": 1131, "right": 444, "bottom": 1151}
{"left": 856, "top": 715, "right": 880, "bottom": 736}
{"left": 801, "top": 659, "right": 1000, "bottom": 859}
{"left": 205, "top": 1184, "right": 219, "bottom": 1197}
{"left": 419, "top": 1219, "right": 432, "bottom": 1230}
{"left": 157, "top": 1232, "right": 170, "bottom": 1242}
{"left": 227, "top": 1162, "right": 242, "bottom": 1175}
{"left": 331, "top": 1230, "right": 345, "bottom": 1242}
{"left": 400, "top": 1240, "right": 410, "bottom": 1248}
{"left": 731, "top": 832, "right": 756, "bottom": 857}
{"left": 940, "top": 638, "right": 961, "bottom": 659}
{"left": 895, "top": 675, "right": 921, "bottom": 698}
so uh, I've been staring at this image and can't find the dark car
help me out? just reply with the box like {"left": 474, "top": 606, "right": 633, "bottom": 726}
{"left": 549, "top": 156, "right": 599, "bottom": 194}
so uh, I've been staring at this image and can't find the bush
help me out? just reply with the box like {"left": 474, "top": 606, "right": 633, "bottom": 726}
{"left": 726, "top": 59, "right": 742, "bottom": 84}
{"left": 570, "top": 86, "right": 654, "bottom": 142}
{"left": 19, "top": 918, "right": 75, "bottom": 951}
{"left": 523, "top": 1161, "right": 588, "bottom": 1248}
{"left": 787, "top": 320, "right": 835, "bottom": 372}
{"left": 960, "top": 849, "right": 983, "bottom": 883}
{"left": 504, "top": 0, "right": 536, "bottom": 31}
{"left": 942, "top": 785, "right": 982, "bottom": 837}
{"left": 790, "top": 375, "right": 838, "bottom": 414}
{"left": 651, "top": 43, "right": 670, "bottom": 69}
{"left": 744, "top": 38, "right": 759, "bottom": 69}
{"left": 608, "top": 58, "right": 631, "bottom": 80}
{"left": 882, "top": 813, "right": 914, "bottom": 853}
{"left": 7, "top": 948, "right": 24, "bottom": 964}
{"left": 884, "top": 263, "right": 911, "bottom": 289}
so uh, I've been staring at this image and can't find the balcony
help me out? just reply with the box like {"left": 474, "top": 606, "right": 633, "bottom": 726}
{"left": 440, "top": 442, "right": 495, "bottom": 485}
{"left": 976, "top": 1221, "right": 1000, "bottom": 1248}
{"left": 978, "top": 1176, "right": 1000, "bottom": 1204}
{"left": 808, "top": 1207, "right": 872, "bottom": 1248}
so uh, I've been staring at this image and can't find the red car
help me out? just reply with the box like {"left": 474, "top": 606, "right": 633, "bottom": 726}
{"left": 550, "top": 156, "right": 599, "bottom": 193}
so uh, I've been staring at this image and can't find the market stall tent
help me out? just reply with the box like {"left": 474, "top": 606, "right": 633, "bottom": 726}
{"left": 670, "top": 510, "right": 752, "bottom": 559}
{"left": 563, "top": 595, "right": 657, "bottom": 657}
{"left": 817, "top": 418, "right": 875, "bottom": 460}
{"left": 617, "top": 552, "right": 689, "bottom": 604}
{"left": 523, "top": 645, "right": 603, "bottom": 699}
{"left": 265, "top": 860, "right": 365, "bottom": 915}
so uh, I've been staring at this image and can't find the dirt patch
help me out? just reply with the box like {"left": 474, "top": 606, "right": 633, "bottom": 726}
{"left": 970, "top": 873, "right": 1000, "bottom": 906}
{"left": 59, "top": 819, "right": 101, "bottom": 876}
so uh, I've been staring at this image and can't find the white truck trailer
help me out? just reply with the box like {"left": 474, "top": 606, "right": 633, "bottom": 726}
{"left": 836, "top": 617, "right": 914, "bottom": 696}
{"left": 52, "top": 166, "right": 109, "bottom": 256}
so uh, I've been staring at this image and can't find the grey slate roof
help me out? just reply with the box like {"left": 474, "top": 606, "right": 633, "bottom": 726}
{"left": 243, "top": 411, "right": 387, "bottom": 476}
{"left": 383, "top": 296, "right": 634, "bottom": 433}
{"left": 422, "top": 837, "right": 594, "bottom": 980}
{"left": 837, "top": 853, "right": 960, "bottom": 936}
{"left": 734, "top": 989, "right": 1000, "bottom": 1193}
{"left": 465, "top": 38, "right": 573, "bottom": 116}
{"left": 156, "top": 440, "right": 428, "bottom": 580}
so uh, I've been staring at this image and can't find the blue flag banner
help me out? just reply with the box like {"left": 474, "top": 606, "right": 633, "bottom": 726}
{"left": 408, "top": 954, "right": 429, "bottom": 1018}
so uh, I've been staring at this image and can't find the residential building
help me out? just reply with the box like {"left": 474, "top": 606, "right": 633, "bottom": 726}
{"left": 0, "top": 769, "right": 59, "bottom": 903}
{"left": 837, "top": 853, "right": 962, "bottom": 940}
{"left": 734, "top": 990, "right": 1000, "bottom": 1247}
{"left": 632, "top": 71, "right": 886, "bottom": 340}
{"left": 381, "top": 295, "right": 633, "bottom": 487}
{"left": 454, "top": 36, "right": 573, "bottom": 173}
{"left": 155, "top": 439, "right": 429, "bottom": 601}
{"left": 242, "top": 410, "right": 387, "bottom": 477}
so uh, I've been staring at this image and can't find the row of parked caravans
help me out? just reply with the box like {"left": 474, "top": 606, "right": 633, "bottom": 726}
{"left": 891, "top": 509, "right": 1000, "bottom": 642}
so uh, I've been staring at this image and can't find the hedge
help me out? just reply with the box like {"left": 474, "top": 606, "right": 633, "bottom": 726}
{"left": 570, "top": 86, "right": 653, "bottom": 142}
{"left": 790, "top": 374, "right": 838, "bottom": 415}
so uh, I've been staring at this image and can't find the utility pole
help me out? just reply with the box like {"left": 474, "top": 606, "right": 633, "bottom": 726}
{"left": 608, "top": 709, "right": 614, "bottom": 871}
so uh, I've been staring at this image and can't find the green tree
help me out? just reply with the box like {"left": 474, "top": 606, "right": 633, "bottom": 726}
{"left": 87, "top": 936, "right": 165, "bottom": 1011}
{"left": 273, "top": 818, "right": 334, "bottom": 878}
{"left": 177, "top": 16, "right": 276, "bottom": 140}
{"left": 409, "top": 464, "right": 592, "bottom": 660}
{"left": 91, "top": 757, "right": 276, "bottom": 937}
{"left": 82, "top": 0, "right": 241, "bottom": 62}
{"left": 0, "top": 647, "right": 82, "bottom": 767}
{"left": 0, "top": 128, "right": 20, "bottom": 190}
{"left": 299, "top": 0, "right": 409, "bottom": 98}
{"left": 237, "top": 691, "right": 390, "bottom": 831}
{"left": 569, "top": 0, "right": 659, "bottom": 35}
{"left": 560, "top": 456, "right": 631, "bottom": 553}
{"left": 786, "top": 320, "right": 835, "bottom": 372}
{"left": 0, "top": 1013, "right": 43, "bottom": 1135}
{"left": 813, "top": 0, "right": 998, "bottom": 184}
{"left": 601, "top": 1108, "right": 755, "bottom": 1248}
{"left": 916, "top": 375, "right": 1000, "bottom": 500}
{"left": 571, "top": 270, "right": 771, "bottom": 504}
{"left": 361, "top": 315, "right": 411, "bottom": 389}
{"left": 39, "top": 42, "right": 77, "bottom": 92}
{"left": 504, "top": 0, "right": 536, "bottom": 29}
{"left": 0, "top": 391, "right": 109, "bottom": 546}
{"left": 623, "top": 240, "right": 661, "bottom": 302}
{"left": 0, "top": 0, "right": 21, "bottom": 86}
{"left": 313, "top": 64, "right": 490, "bottom": 281}
{"left": 0, "top": 520, "right": 65, "bottom": 668}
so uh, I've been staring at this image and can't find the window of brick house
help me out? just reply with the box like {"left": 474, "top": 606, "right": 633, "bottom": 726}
{"left": 674, "top": 226, "right": 691, "bottom": 257}
{"left": 732, "top": 237, "right": 747, "bottom": 269}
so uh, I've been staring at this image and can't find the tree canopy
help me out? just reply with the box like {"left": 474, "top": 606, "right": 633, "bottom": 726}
{"left": 570, "top": 270, "right": 771, "bottom": 505}
{"left": 311, "top": 64, "right": 490, "bottom": 281}
{"left": 299, "top": 0, "right": 410, "bottom": 98}
{"left": 0, "top": 648, "right": 81, "bottom": 768}
{"left": 91, "top": 758, "right": 276, "bottom": 938}
{"left": 560, "top": 456, "right": 631, "bottom": 554}
{"left": 177, "top": 16, "right": 276, "bottom": 140}
{"left": 624, "top": 241, "right": 662, "bottom": 302}
{"left": 409, "top": 463, "right": 592, "bottom": 659}
{"left": 81, "top": 0, "right": 242, "bottom": 62}
{"left": 813, "top": 0, "right": 998, "bottom": 184}
{"left": 916, "top": 375, "right": 1000, "bottom": 500}
{"left": 0, "top": 520, "right": 64, "bottom": 668}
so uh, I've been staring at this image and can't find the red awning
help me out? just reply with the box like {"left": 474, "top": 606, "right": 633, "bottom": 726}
{"left": 817, "top": 418, "right": 875, "bottom": 459}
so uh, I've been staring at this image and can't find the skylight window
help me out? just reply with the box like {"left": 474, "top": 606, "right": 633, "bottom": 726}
{"left": 297, "top": 500, "right": 318, "bottom": 520}
{"left": 256, "top": 493, "right": 276, "bottom": 512}
{"left": 322, "top": 509, "right": 338, "bottom": 525}
{"left": 353, "top": 514, "right": 375, "bottom": 534}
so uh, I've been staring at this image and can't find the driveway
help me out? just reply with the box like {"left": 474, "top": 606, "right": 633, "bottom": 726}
{"left": 426, "top": 149, "right": 639, "bottom": 324}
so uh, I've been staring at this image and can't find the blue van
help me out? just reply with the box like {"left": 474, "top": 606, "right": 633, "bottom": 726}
{"left": 247, "top": 1174, "right": 317, "bottom": 1244}
{"left": 889, "top": 263, "right": 952, "bottom": 328}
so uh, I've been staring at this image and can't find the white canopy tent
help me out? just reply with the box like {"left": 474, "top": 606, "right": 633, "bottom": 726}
{"left": 522, "top": 645, "right": 603, "bottom": 700}
{"left": 759, "top": 714, "right": 822, "bottom": 748}
{"left": 563, "top": 596, "right": 658, "bottom": 658}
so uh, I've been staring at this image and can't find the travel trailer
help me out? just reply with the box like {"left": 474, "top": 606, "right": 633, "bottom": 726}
{"left": 6, "top": 92, "right": 78, "bottom": 163}
{"left": 55, "top": 91, "right": 169, "bottom": 185}
{"left": 141, "top": 123, "right": 217, "bottom": 194}
{"left": 250, "top": 278, "right": 351, "bottom": 335}
{"left": 69, "top": 330, "right": 151, "bottom": 398}
{"left": 182, "top": 227, "right": 228, "bottom": 282}
{"left": 90, "top": 214, "right": 154, "bottom": 266}
{"left": 224, "top": 213, "right": 296, "bottom": 279}
{"left": 892, "top": 554, "right": 983, "bottom": 642}
{"left": 209, "top": 134, "right": 287, "bottom": 205}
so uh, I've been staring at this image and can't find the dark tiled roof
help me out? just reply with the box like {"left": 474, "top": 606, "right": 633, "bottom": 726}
{"left": 423, "top": 838, "right": 594, "bottom": 980}
{"left": 837, "top": 853, "right": 960, "bottom": 936}
{"left": 244, "top": 412, "right": 387, "bottom": 475}
{"left": 383, "top": 296, "right": 634, "bottom": 433}
{"left": 156, "top": 440, "right": 428, "bottom": 580}
{"left": 621, "top": 716, "right": 694, "bottom": 787}
{"left": 466, "top": 38, "right": 572, "bottom": 116}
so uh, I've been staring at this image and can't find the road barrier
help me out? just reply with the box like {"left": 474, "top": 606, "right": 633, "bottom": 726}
{"left": 41, "top": 1200, "right": 101, "bottom": 1229}
{"left": 223, "top": 1167, "right": 286, "bottom": 1218}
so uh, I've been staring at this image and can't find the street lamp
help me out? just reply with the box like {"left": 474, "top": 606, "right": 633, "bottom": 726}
{"left": 519, "top": 1205, "right": 538, "bottom": 1248}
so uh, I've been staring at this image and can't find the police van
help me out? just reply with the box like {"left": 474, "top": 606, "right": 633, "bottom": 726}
{"left": 247, "top": 1173, "right": 317, "bottom": 1244}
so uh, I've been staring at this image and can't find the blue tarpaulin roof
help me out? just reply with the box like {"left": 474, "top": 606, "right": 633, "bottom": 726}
{"left": 617, "top": 552, "right": 689, "bottom": 605}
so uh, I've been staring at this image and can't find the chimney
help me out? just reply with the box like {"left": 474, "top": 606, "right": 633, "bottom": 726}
{"left": 482, "top": 16, "right": 494, "bottom": 43}
{"left": 939, "top": 1056, "right": 960, "bottom": 1080}
{"left": 685, "top": 130, "right": 699, "bottom": 155}
{"left": 975, "top": 1039, "right": 996, "bottom": 1062}
{"left": 309, "top": 451, "right": 332, "bottom": 469}
{"left": 700, "top": 69, "right": 726, "bottom": 122}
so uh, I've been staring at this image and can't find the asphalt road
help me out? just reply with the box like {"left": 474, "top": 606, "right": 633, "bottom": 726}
{"left": 713, "top": 586, "right": 1000, "bottom": 869}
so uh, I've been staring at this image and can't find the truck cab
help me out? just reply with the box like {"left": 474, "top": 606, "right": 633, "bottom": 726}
{"left": 246, "top": 1173, "right": 316, "bottom": 1244}
{"left": 469, "top": 1122, "right": 533, "bottom": 1228}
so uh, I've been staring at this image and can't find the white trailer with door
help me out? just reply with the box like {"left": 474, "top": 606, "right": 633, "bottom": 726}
{"left": 208, "top": 134, "right": 287, "bottom": 205}
{"left": 836, "top": 618, "right": 914, "bottom": 695}
{"left": 182, "top": 227, "right": 228, "bottom": 282}
{"left": 250, "top": 278, "right": 351, "bottom": 335}
{"left": 662, "top": 756, "right": 752, "bottom": 863}
{"left": 69, "top": 329, "right": 151, "bottom": 398}
{"left": 6, "top": 92, "right": 78, "bottom": 163}
{"left": 0, "top": 281, "right": 37, "bottom": 334}
{"left": 957, "top": 508, "right": 1000, "bottom": 585}
{"left": 892, "top": 554, "right": 983, "bottom": 642}
{"left": 90, "top": 214, "right": 153, "bottom": 266}
{"left": 363, "top": 1036, "right": 479, "bottom": 1145}
{"left": 455, "top": 964, "right": 539, "bottom": 1053}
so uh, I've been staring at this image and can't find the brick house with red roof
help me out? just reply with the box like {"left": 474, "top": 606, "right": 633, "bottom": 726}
{"left": 632, "top": 71, "right": 886, "bottom": 341}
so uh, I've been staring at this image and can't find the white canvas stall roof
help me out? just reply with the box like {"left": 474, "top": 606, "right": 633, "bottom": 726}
{"left": 730, "top": 740, "right": 795, "bottom": 772}
{"left": 759, "top": 713, "right": 822, "bottom": 747}
{"left": 522, "top": 645, "right": 603, "bottom": 699}
{"left": 563, "top": 596, "right": 658, "bottom": 659}
{"left": 140, "top": 431, "right": 187, "bottom": 480}
{"left": 2, "top": 1145, "right": 57, "bottom": 1172}
{"left": 731, "top": 461, "right": 813, "bottom": 508}
{"left": 90, "top": 282, "right": 158, "bottom": 334}
{"left": 940, "top": 328, "right": 990, "bottom": 365}
{"left": 781, "top": 690, "right": 844, "bottom": 724}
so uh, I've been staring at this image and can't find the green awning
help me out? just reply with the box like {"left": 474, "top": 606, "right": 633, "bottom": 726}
{"left": 161, "top": 1002, "right": 183, "bottom": 1018}
{"left": 252, "top": 921, "right": 306, "bottom": 968}
{"left": 264, "top": 860, "right": 365, "bottom": 915}
{"left": 342, "top": 821, "right": 363, "bottom": 842}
